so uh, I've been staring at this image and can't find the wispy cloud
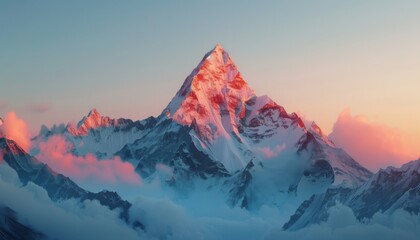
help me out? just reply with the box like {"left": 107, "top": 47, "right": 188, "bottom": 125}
{"left": 25, "top": 103, "right": 51, "bottom": 114}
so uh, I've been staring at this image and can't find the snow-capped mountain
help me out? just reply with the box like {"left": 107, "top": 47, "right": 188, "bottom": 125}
{"left": 6, "top": 44, "right": 420, "bottom": 239}
{"left": 33, "top": 109, "right": 157, "bottom": 159}
{"left": 34, "top": 44, "right": 372, "bottom": 210}
{"left": 126, "top": 45, "right": 371, "bottom": 207}
{"left": 0, "top": 137, "right": 132, "bottom": 221}
{"left": 283, "top": 158, "right": 420, "bottom": 230}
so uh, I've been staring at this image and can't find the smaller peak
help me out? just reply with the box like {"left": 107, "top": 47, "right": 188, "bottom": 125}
{"left": 87, "top": 108, "right": 100, "bottom": 117}
{"left": 38, "top": 125, "right": 50, "bottom": 136}
{"left": 71, "top": 109, "right": 115, "bottom": 136}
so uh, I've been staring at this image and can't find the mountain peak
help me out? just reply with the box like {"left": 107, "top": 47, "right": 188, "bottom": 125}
{"left": 164, "top": 45, "right": 254, "bottom": 128}
{"left": 87, "top": 108, "right": 100, "bottom": 118}
{"left": 77, "top": 108, "right": 103, "bottom": 129}
{"left": 67, "top": 109, "right": 113, "bottom": 136}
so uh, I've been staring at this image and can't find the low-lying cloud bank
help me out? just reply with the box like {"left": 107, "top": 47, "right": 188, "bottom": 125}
{"left": 0, "top": 163, "right": 141, "bottom": 240}
{"left": 128, "top": 192, "right": 420, "bottom": 240}
{"left": 1, "top": 161, "right": 419, "bottom": 240}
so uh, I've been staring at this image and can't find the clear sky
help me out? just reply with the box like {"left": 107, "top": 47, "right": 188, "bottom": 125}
{"left": 1, "top": 0, "right": 420, "bottom": 142}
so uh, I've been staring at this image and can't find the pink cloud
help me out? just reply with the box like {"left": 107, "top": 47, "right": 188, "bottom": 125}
{"left": 1, "top": 112, "right": 31, "bottom": 152}
{"left": 329, "top": 109, "right": 420, "bottom": 171}
{"left": 36, "top": 135, "right": 142, "bottom": 186}
{"left": 257, "top": 144, "right": 286, "bottom": 159}
{"left": 25, "top": 103, "right": 51, "bottom": 114}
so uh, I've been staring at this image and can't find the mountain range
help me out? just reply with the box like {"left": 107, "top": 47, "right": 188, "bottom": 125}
{"left": 1, "top": 44, "right": 419, "bottom": 238}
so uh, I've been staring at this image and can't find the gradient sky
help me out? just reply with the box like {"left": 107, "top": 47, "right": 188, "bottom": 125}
{"left": 1, "top": 0, "right": 420, "bottom": 143}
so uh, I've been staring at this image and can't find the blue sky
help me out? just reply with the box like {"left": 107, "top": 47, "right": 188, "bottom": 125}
{"left": 1, "top": 1, "right": 420, "bottom": 137}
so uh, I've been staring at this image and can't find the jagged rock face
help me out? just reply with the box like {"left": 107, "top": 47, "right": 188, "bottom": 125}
{"left": 116, "top": 119, "right": 229, "bottom": 182}
{"left": 33, "top": 110, "right": 157, "bottom": 159}
{"left": 225, "top": 160, "right": 257, "bottom": 208}
{"left": 284, "top": 159, "right": 420, "bottom": 230}
{"left": 81, "top": 190, "right": 132, "bottom": 222}
{"left": 349, "top": 160, "right": 420, "bottom": 218}
{"left": 66, "top": 108, "right": 116, "bottom": 136}
{"left": 303, "top": 160, "right": 335, "bottom": 182}
{"left": 65, "top": 108, "right": 157, "bottom": 137}
{"left": 390, "top": 184, "right": 420, "bottom": 214}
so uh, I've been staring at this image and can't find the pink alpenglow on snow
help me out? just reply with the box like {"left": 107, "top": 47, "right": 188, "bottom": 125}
{"left": 329, "top": 109, "right": 420, "bottom": 171}
{"left": 36, "top": 135, "right": 142, "bottom": 185}
{"left": 163, "top": 44, "right": 306, "bottom": 171}
{"left": 66, "top": 108, "right": 116, "bottom": 136}
{"left": 165, "top": 44, "right": 255, "bottom": 139}
{"left": 0, "top": 112, "right": 31, "bottom": 152}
